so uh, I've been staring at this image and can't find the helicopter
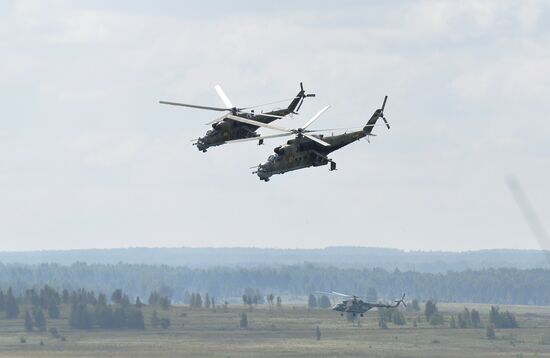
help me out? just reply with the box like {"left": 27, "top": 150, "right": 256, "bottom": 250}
{"left": 159, "top": 83, "right": 315, "bottom": 152}
{"left": 224, "top": 96, "right": 390, "bottom": 181}
{"left": 318, "top": 291, "right": 406, "bottom": 317}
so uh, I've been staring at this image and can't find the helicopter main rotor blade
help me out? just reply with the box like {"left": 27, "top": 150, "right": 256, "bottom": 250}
{"left": 204, "top": 113, "right": 231, "bottom": 125}
{"left": 205, "top": 111, "right": 285, "bottom": 126}
{"left": 240, "top": 111, "right": 285, "bottom": 119}
{"left": 302, "top": 106, "right": 330, "bottom": 129}
{"left": 303, "top": 133, "right": 330, "bottom": 146}
{"left": 226, "top": 114, "right": 292, "bottom": 132}
{"left": 214, "top": 84, "right": 234, "bottom": 109}
{"left": 314, "top": 291, "right": 335, "bottom": 296}
{"left": 305, "top": 126, "right": 364, "bottom": 133}
{"left": 159, "top": 101, "right": 228, "bottom": 112}
{"left": 331, "top": 291, "right": 353, "bottom": 298}
{"left": 240, "top": 97, "right": 299, "bottom": 111}
{"left": 225, "top": 133, "right": 293, "bottom": 144}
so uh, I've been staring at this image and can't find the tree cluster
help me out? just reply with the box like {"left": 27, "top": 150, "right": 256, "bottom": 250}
{"left": 0, "top": 288, "right": 20, "bottom": 319}
{"left": 24, "top": 308, "right": 46, "bottom": 331}
{"left": 307, "top": 294, "right": 332, "bottom": 309}
{"left": 40, "top": 287, "right": 147, "bottom": 330}
{"left": 188, "top": 292, "right": 203, "bottom": 308}
{"left": 378, "top": 307, "right": 406, "bottom": 327}
{"left": 489, "top": 306, "right": 518, "bottom": 328}
{"left": 424, "top": 300, "right": 444, "bottom": 325}
{"left": 150, "top": 310, "right": 170, "bottom": 329}
{"left": 451, "top": 308, "right": 481, "bottom": 329}
{"left": 148, "top": 290, "right": 171, "bottom": 310}
{"left": 242, "top": 288, "right": 264, "bottom": 306}
{"left": 70, "top": 300, "right": 144, "bottom": 330}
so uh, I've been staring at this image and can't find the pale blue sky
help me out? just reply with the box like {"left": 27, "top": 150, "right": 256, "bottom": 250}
{"left": 1, "top": 0, "right": 549, "bottom": 251}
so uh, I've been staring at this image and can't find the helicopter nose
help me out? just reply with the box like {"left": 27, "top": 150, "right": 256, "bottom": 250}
{"left": 196, "top": 138, "right": 208, "bottom": 152}
{"left": 256, "top": 164, "right": 271, "bottom": 181}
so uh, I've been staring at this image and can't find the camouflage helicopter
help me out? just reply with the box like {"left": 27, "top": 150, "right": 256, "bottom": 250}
{"left": 319, "top": 291, "right": 406, "bottom": 317}
{"left": 159, "top": 83, "right": 315, "bottom": 152}
{"left": 224, "top": 96, "right": 390, "bottom": 181}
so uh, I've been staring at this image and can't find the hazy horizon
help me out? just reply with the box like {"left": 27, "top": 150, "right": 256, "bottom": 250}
{"left": 1, "top": 245, "right": 549, "bottom": 254}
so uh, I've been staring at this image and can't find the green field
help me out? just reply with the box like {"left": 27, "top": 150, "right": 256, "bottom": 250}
{"left": 1, "top": 303, "right": 550, "bottom": 357}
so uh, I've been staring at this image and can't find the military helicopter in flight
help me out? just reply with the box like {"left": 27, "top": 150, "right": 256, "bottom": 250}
{"left": 159, "top": 83, "right": 315, "bottom": 152}
{"left": 224, "top": 96, "right": 390, "bottom": 181}
{"left": 319, "top": 291, "right": 406, "bottom": 317}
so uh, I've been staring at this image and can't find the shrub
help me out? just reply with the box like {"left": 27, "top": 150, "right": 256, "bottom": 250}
{"left": 318, "top": 295, "right": 331, "bottom": 309}
{"left": 429, "top": 313, "right": 444, "bottom": 326}
{"left": 424, "top": 300, "right": 438, "bottom": 321}
{"left": 471, "top": 309, "right": 481, "bottom": 328}
{"left": 489, "top": 306, "right": 518, "bottom": 329}
{"left": 150, "top": 310, "right": 159, "bottom": 328}
{"left": 486, "top": 324, "right": 496, "bottom": 339}
{"left": 160, "top": 318, "right": 171, "bottom": 329}
{"left": 24, "top": 312, "right": 33, "bottom": 331}
{"left": 308, "top": 294, "right": 318, "bottom": 309}
{"left": 392, "top": 310, "right": 406, "bottom": 326}
{"left": 49, "top": 327, "right": 60, "bottom": 338}
{"left": 240, "top": 312, "right": 248, "bottom": 329}
{"left": 450, "top": 316, "right": 457, "bottom": 329}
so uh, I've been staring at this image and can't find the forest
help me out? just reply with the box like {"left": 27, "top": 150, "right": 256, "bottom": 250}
{"left": 0, "top": 262, "right": 548, "bottom": 305}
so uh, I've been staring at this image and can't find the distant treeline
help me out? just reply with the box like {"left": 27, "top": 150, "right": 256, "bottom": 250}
{"left": 0, "top": 263, "right": 549, "bottom": 305}
{"left": 0, "top": 247, "right": 548, "bottom": 273}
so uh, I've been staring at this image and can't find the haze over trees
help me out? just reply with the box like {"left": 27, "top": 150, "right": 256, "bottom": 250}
{"left": 1, "top": 263, "right": 549, "bottom": 306}
{"left": 0, "top": 247, "right": 547, "bottom": 272}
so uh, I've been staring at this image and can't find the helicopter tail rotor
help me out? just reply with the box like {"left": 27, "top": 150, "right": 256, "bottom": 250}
{"left": 363, "top": 95, "right": 390, "bottom": 134}
{"left": 380, "top": 95, "right": 390, "bottom": 129}
{"left": 393, "top": 293, "right": 406, "bottom": 308}
{"left": 294, "top": 82, "right": 316, "bottom": 113}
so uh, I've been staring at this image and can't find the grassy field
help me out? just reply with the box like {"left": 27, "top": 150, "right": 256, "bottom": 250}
{"left": 1, "top": 302, "right": 550, "bottom": 357}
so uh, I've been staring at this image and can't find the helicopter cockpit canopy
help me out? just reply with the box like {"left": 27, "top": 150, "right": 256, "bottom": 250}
{"left": 267, "top": 154, "right": 282, "bottom": 162}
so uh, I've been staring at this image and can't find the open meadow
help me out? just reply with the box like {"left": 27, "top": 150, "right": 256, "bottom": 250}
{"left": 1, "top": 302, "right": 550, "bottom": 357}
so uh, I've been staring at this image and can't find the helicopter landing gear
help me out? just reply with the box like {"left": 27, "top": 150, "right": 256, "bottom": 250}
{"left": 329, "top": 161, "right": 337, "bottom": 171}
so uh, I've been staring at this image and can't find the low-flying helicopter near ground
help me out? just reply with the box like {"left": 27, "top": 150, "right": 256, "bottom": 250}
{"left": 159, "top": 83, "right": 315, "bottom": 152}
{"left": 224, "top": 96, "right": 390, "bottom": 181}
{"left": 318, "top": 291, "right": 406, "bottom": 317}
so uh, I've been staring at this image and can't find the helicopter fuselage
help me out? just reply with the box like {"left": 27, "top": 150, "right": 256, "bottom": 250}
{"left": 196, "top": 109, "right": 292, "bottom": 152}
{"left": 332, "top": 298, "right": 377, "bottom": 317}
{"left": 256, "top": 130, "right": 367, "bottom": 181}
